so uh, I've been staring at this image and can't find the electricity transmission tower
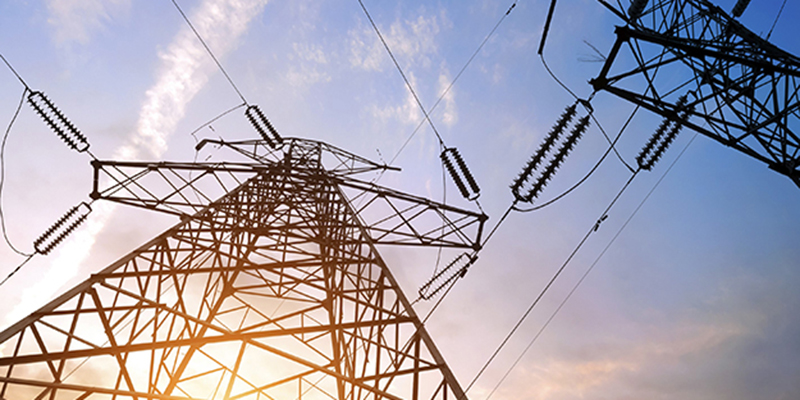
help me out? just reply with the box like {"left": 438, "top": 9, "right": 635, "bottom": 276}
{"left": 0, "top": 138, "right": 486, "bottom": 399}
{"left": 591, "top": 0, "right": 800, "bottom": 187}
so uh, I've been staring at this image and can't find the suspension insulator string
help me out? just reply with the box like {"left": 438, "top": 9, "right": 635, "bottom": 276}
{"left": 419, "top": 252, "right": 478, "bottom": 300}
{"left": 511, "top": 103, "right": 577, "bottom": 201}
{"left": 441, "top": 147, "right": 480, "bottom": 201}
{"left": 637, "top": 95, "right": 691, "bottom": 171}
{"left": 27, "top": 91, "right": 90, "bottom": 153}
{"left": 33, "top": 202, "right": 92, "bottom": 255}
{"left": 245, "top": 105, "right": 283, "bottom": 149}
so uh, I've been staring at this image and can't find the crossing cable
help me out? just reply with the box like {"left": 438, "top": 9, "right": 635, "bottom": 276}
{"left": 384, "top": 1, "right": 519, "bottom": 168}
{"left": 463, "top": 96, "right": 695, "bottom": 397}
{"left": 463, "top": 169, "right": 640, "bottom": 397}
{"left": 539, "top": 55, "right": 632, "bottom": 171}
{"left": 766, "top": 0, "right": 788, "bottom": 41}
{"left": 357, "top": 0, "right": 445, "bottom": 148}
{"left": 484, "top": 132, "right": 700, "bottom": 400}
{"left": 169, "top": 0, "right": 249, "bottom": 105}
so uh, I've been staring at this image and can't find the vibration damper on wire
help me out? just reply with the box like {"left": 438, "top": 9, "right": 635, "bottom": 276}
{"left": 33, "top": 202, "right": 92, "bottom": 255}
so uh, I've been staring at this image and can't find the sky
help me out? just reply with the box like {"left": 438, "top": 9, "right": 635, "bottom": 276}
{"left": 0, "top": 0, "right": 799, "bottom": 399}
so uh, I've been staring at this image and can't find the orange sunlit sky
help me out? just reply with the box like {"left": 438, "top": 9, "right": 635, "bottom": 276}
{"left": 1, "top": 0, "right": 799, "bottom": 399}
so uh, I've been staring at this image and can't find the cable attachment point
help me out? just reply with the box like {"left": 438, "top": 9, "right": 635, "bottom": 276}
{"left": 27, "top": 91, "right": 89, "bottom": 153}
{"left": 441, "top": 147, "right": 480, "bottom": 200}
{"left": 419, "top": 252, "right": 477, "bottom": 300}
{"left": 637, "top": 96, "right": 693, "bottom": 171}
{"left": 33, "top": 202, "right": 92, "bottom": 255}
{"left": 245, "top": 105, "right": 283, "bottom": 149}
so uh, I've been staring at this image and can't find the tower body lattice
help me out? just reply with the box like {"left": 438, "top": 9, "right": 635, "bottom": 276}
{"left": 592, "top": 0, "right": 800, "bottom": 186}
{"left": 0, "top": 139, "right": 485, "bottom": 400}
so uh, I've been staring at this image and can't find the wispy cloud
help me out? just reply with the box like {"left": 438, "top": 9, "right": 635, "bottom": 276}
{"left": 349, "top": 11, "right": 443, "bottom": 71}
{"left": 46, "top": 0, "right": 130, "bottom": 44}
{"left": 4, "top": 0, "right": 269, "bottom": 328}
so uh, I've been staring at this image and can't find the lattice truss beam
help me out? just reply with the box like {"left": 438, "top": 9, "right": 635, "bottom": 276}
{"left": 0, "top": 139, "right": 485, "bottom": 399}
{"left": 592, "top": 0, "right": 800, "bottom": 186}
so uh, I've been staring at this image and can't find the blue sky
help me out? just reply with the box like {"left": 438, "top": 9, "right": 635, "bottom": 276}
{"left": 1, "top": 0, "right": 799, "bottom": 399}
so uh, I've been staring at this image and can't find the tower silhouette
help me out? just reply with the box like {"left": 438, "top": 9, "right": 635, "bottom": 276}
{"left": 0, "top": 138, "right": 486, "bottom": 400}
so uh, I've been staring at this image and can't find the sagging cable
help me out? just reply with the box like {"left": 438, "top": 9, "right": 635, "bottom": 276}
{"left": 511, "top": 104, "right": 577, "bottom": 201}
{"left": 637, "top": 96, "right": 692, "bottom": 171}
{"left": 441, "top": 147, "right": 480, "bottom": 200}
{"left": 27, "top": 91, "right": 89, "bottom": 153}
{"left": 419, "top": 252, "right": 477, "bottom": 300}
{"left": 33, "top": 202, "right": 92, "bottom": 255}
{"left": 245, "top": 105, "right": 282, "bottom": 148}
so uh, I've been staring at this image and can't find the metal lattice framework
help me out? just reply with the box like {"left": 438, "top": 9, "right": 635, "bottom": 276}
{"left": 591, "top": 0, "right": 800, "bottom": 187}
{"left": 0, "top": 138, "right": 486, "bottom": 399}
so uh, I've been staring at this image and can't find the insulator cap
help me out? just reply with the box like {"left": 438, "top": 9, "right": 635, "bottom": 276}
{"left": 27, "top": 91, "right": 89, "bottom": 153}
{"left": 245, "top": 105, "right": 283, "bottom": 149}
{"left": 34, "top": 202, "right": 92, "bottom": 255}
{"left": 638, "top": 101, "right": 694, "bottom": 171}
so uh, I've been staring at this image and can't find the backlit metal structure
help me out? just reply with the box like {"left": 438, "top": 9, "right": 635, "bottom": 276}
{"left": 591, "top": 0, "right": 800, "bottom": 187}
{"left": 0, "top": 138, "right": 486, "bottom": 399}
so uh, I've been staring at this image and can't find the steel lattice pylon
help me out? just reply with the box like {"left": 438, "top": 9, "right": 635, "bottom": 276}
{"left": 0, "top": 138, "right": 486, "bottom": 400}
{"left": 592, "top": 0, "right": 800, "bottom": 187}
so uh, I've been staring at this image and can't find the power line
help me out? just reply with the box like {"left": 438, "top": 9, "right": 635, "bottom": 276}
{"left": 357, "top": 0, "right": 444, "bottom": 147}
{"left": 465, "top": 168, "right": 640, "bottom": 395}
{"left": 387, "top": 1, "right": 518, "bottom": 167}
{"left": 0, "top": 52, "right": 30, "bottom": 89}
{"left": 0, "top": 88, "right": 33, "bottom": 258}
{"left": 766, "top": 0, "right": 788, "bottom": 40}
{"left": 484, "top": 132, "right": 699, "bottom": 399}
{"left": 169, "top": 0, "right": 249, "bottom": 105}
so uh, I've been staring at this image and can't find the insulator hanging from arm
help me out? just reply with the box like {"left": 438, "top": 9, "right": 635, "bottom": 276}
{"left": 732, "top": 0, "right": 750, "bottom": 18}
{"left": 441, "top": 147, "right": 480, "bottom": 200}
{"left": 510, "top": 104, "right": 577, "bottom": 201}
{"left": 628, "top": 0, "right": 648, "bottom": 21}
{"left": 641, "top": 106, "right": 694, "bottom": 170}
{"left": 524, "top": 115, "right": 591, "bottom": 202}
{"left": 33, "top": 202, "right": 92, "bottom": 255}
{"left": 245, "top": 105, "right": 282, "bottom": 148}
{"left": 27, "top": 91, "right": 89, "bottom": 153}
{"left": 419, "top": 252, "right": 477, "bottom": 300}
{"left": 638, "top": 96, "right": 690, "bottom": 171}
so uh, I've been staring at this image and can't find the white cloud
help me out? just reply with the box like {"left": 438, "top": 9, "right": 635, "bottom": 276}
{"left": 349, "top": 11, "right": 442, "bottom": 71}
{"left": 437, "top": 70, "right": 457, "bottom": 127}
{"left": 285, "top": 42, "right": 331, "bottom": 88}
{"left": 47, "top": 0, "right": 130, "bottom": 44}
{"left": 369, "top": 71, "right": 422, "bottom": 126}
